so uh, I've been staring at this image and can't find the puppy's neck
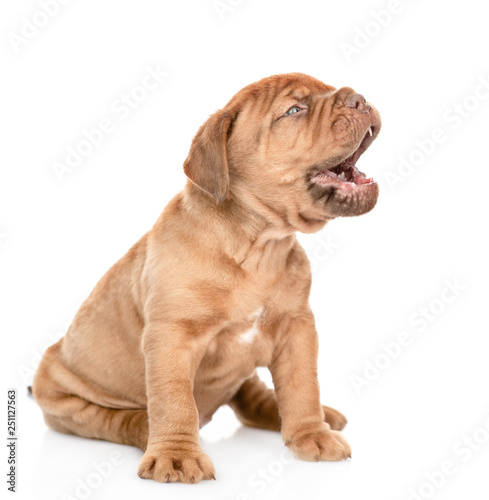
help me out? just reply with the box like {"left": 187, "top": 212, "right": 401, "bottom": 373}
{"left": 182, "top": 182, "right": 296, "bottom": 267}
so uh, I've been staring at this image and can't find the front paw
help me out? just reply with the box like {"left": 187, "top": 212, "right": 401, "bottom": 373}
{"left": 285, "top": 425, "right": 351, "bottom": 462}
{"left": 137, "top": 445, "right": 216, "bottom": 484}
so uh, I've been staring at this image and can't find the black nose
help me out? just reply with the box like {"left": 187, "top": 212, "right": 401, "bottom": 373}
{"left": 345, "top": 93, "right": 370, "bottom": 113}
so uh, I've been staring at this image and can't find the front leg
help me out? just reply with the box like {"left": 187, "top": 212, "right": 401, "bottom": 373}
{"left": 270, "top": 311, "right": 351, "bottom": 462}
{"left": 229, "top": 371, "right": 348, "bottom": 431}
{"left": 137, "top": 321, "right": 216, "bottom": 483}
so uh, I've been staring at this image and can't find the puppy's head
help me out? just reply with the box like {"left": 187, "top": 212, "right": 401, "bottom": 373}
{"left": 183, "top": 73, "right": 381, "bottom": 233}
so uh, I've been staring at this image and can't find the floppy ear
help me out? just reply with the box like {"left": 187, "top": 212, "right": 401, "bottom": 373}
{"left": 183, "top": 110, "right": 235, "bottom": 203}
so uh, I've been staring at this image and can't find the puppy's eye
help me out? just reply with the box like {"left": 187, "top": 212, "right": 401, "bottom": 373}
{"left": 284, "top": 106, "right": 303, "bottom": 117}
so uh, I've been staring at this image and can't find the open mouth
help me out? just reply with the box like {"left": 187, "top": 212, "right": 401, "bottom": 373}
{"left": 310, "top": 126, "right": 377, "bottom": 192}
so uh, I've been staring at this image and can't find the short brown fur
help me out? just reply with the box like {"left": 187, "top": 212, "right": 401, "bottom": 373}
{"left": 32, "top": 73, "right": 381, "bottom": 484}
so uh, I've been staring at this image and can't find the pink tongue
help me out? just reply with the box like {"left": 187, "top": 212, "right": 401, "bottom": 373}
{"left": 354, "top": 176, "right": 373, "bottom": 185}
{"left": 351, "top": 166, "right": 373, "bottom": 185}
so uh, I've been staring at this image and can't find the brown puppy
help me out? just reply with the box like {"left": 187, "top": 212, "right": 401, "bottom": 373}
{"left": 32, "top": 73, "right": 381, "bottom": 484}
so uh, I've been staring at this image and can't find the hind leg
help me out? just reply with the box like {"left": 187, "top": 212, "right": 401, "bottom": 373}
{"left": 229, "top": 372, "right": 347, "bottom": 432}
{"left": 39, "top": 395, "right": 149, "bottom": 450}
{"left": 32, "top": 343, "right": 149, "bottom": 450}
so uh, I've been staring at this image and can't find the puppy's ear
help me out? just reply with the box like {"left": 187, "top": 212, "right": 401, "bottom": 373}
{"left": 183, "top": 109, "right": 235, "bottom": 203}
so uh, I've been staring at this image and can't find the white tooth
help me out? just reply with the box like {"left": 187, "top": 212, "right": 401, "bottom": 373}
{"left": 368, "top": 127, "right": 373, "bottom": 137}
{"left": 338, "top": 172, "right": 346, "bottom": 180}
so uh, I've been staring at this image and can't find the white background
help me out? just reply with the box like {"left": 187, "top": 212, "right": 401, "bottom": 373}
{"left": 1, "top": 1, "right": 489, "bottom": 499}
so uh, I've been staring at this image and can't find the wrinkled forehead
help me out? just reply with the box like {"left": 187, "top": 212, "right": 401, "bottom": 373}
{"left": 226, "top": 74, "right": 336, "bottom": 112}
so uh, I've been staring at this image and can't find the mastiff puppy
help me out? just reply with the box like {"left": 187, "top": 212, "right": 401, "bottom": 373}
{"left": 32, "top": 73, "right": 381, "bottom": 484}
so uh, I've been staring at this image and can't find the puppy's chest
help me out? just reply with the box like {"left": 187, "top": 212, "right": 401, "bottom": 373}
{"left": 234, "top": 307, "right": 265, "bottom": 345}
{"left": 198, "top": 260, "right": 298, "bottom": 375}
{"left": 202, "top": 306, "right": 272, "bottom": 368}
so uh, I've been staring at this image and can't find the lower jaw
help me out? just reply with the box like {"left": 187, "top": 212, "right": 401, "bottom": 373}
{"left": 309, "top": 179, "right": 379, "bottom": 217}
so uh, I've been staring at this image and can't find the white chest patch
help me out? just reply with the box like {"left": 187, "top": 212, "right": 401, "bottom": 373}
{"left": 239, "top": 308, "right": 264, "bottom": 344}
